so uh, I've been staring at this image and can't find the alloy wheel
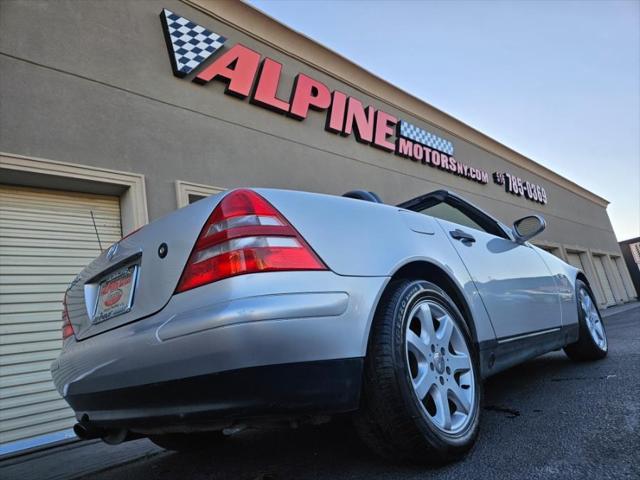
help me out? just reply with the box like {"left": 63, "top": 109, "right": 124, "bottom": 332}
{"left": 405, "top": 299, "right": 475, "bottom": 434}
{"left": 580, "top": 288, "right": 607, "bottom": 351}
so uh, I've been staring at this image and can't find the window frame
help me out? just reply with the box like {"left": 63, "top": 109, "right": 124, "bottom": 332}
{"left": 175, "top": 180, "right": 225, "bottom": 208}
{"left": 1, "top": 152, "right": 148, "bottom": 236}
{"left": 399, "top": 190, "right": 512, "bottom": 240}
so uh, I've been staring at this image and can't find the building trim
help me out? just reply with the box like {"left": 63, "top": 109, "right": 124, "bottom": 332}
{"left": 563, "top": 245, "right": 606, "bottom": 306}
{"left": 175, "top": 180, "right": 225, "bottom": 208}
{"left": 589, "top": 248, "right": 624, "bottom": 306}
{"left": 184, "top": 0, "right": 608, "bottom": 208}
{"left": 590, "top": 249, "right": 634, "bottom": 303}
{"left": 533, "top": 240, "right": 567, "bottom": 261}
{"left": 0, "top": 152, "right": 148, "bottom": 235}
{"left": 610, "top": 254, "right": 638, "bottom": 300}
{"left": 0, "top": 429, "right": 77, "bottom": 459}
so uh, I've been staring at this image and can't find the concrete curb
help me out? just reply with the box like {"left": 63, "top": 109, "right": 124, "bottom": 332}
{"left": 602, "top": 300, "right": 639, "bottom": 318}
{"left": 1, "top": 437, "right": 164, "bottom": 480}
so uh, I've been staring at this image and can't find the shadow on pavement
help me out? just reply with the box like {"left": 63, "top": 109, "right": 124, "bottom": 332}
{"left": 102, "top": 353, "right": 592, "bottom": 480}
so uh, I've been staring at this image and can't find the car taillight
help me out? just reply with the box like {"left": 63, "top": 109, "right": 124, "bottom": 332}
{"left": 61, "top": 291, "right": 75, "bottom": 340}
{"left": 175, "top": 189, "right": 327, "bottom": 293}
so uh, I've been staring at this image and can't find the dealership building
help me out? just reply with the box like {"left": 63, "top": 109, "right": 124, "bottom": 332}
{"left": 0, "top": 0, "right": 637, "bottom": 454}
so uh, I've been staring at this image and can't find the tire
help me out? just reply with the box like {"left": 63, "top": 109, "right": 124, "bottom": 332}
{"left": 148, "top": 431, "right": 226, "bottom": 452}
{"left": 354, "top": 279, "right": 481, "bottom": 464}
{"left": 564, "top": 280, "right": 608, "bottom": 361}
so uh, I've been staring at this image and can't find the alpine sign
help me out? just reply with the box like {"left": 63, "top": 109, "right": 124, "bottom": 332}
{"left": 160, "top": 9, "right": 548, "bottom": 203}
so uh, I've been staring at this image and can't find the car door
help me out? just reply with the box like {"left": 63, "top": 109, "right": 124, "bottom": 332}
{"left": 412, "top": 194, "right": 562, "bottom": 340}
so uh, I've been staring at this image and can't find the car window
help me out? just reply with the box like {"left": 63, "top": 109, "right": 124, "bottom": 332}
{"left": 188, "top": 194, "right": 207, "bottom": 204}
{"left": 418, "top": 202, "right": 488, "bottom": 233}
{"left": 401, "top": 190, "right": 510, "bottom": 239}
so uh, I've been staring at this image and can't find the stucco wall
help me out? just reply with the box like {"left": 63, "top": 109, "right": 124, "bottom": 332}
{"left": 0, "top": 0, "right": 621, "bottom": 252}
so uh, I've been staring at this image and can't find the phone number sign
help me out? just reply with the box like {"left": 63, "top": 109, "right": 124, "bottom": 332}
{"left": 493, "top": 172, "right": 548, "bottom": 205}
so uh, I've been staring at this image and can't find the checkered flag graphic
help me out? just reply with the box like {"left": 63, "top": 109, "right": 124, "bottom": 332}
{"left": 160, "top": 9, "right": 226, "bottom": 78}
{"left": 398, "top": 121, "right": 454, "bottom": 155}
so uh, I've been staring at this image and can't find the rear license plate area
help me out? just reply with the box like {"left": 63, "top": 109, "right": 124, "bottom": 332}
{"left": 93, "top": 265, "right": 138, "bottom": 324}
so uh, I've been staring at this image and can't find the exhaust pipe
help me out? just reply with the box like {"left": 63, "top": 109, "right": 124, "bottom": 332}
{"left": 102, "top": 429, "right": 143, "bottom": 445}
{"left": 73, "top": 422, "right": 106, "bottom": 440}
{"left": 73, "top": 423, "right": 144, "bottom": 445}
{"left": 74, "top": 423, "right": 143, "bottom": 444}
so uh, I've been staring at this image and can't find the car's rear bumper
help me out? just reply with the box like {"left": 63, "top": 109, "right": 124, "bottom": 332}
{"left": 51, "top": 271, "right": 387, "bottom": 430}
{"left": 64, "top": 358, "right": 363, "bottom": 431}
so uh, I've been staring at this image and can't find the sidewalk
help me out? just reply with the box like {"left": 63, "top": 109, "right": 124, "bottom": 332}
{"left": 601, "top": 300, "right": 639, "bottom": 318}
{"left": 1, "top": 437, "right": 164, "bottom": 480}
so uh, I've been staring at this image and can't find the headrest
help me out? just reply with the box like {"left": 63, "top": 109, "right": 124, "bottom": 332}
{"left": 342, "top": 190, "right": 383, "bottom": 203}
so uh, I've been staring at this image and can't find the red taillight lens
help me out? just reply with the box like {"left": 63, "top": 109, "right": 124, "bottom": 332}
{"left": 61, "top": 291, "right": 74, "bottom": 340}
{"left": 176, "top": 190, "right": 326, "bottom": 293}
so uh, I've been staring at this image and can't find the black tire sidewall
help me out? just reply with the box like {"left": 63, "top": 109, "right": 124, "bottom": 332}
{"left": 389, "top": 280, "right": 481, "bottom": 453}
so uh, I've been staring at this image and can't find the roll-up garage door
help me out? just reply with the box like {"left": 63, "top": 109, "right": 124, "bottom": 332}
{"left": 0, "top": 184, "right": 122, "bottom": 450}
{"left": 592, "top": 255, "right": 615, "bottom": 306}
{"left": 565, "top": 251, "right": 607, "bottom": 306}
{"left": 565, "top": 252, "right": 584, "bottom": 271}
{"left": 609, "top": 257, "right": 630, "bottom": 302}
{"left": 613, "top": 256, "right": 635, "bottom": 299}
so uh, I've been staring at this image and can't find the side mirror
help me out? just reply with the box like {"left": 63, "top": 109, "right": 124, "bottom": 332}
{"left": 513, "top": 215, "right": 546, "bottom": 242}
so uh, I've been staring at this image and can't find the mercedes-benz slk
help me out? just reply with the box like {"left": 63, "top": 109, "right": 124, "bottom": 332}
{"left": 51, "top": 188, "right": 607, "bottom": 462}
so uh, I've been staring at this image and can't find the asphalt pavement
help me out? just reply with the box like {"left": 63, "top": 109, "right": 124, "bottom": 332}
{"left": 3, "top": 305, "right": 639, "bottom": 480}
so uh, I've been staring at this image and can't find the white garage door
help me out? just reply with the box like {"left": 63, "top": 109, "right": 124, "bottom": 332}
{"left": 609, "top": 257, "right": 630, "bottom": 302}
{"left": 565, "top": 251, "right": 609, "bottom": 306}
{"left": 0, "top": 184, "right": 122, "bottom": 451}
{"left": 592, "top": 255, "right": 615, "bottom": 306}
{"left": 565, "top": 252, "right": 584, "bottom": 271}
{"left": 613, "top": 256, "right": 635, "bottom": 299}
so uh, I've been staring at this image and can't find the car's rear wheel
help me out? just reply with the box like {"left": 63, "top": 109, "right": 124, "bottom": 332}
{"left": 148, "top": 431, "right": 226, "bottom": 452}
{"left": 564, "top": 280, "right": 608, "bottom": 361}
{"left": 355, "top": 279, "right": 481, "bottom": 464}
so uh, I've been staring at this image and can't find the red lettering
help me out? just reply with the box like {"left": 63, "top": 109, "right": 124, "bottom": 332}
{"left": 372, "top": 110, "right": 397, "bottom": 151}
{"left": 194, "top": 44, "right": 261, "bottom": 98}
{"left": 289, "top": 74, "right": 331, "bottom": 120}
{"left": 432, "top": 151, "right": 441, "bottom": 166}
{"left": 396, "top": 138, "right": 413, "bottom": 157}
{"left": 412, "top": 142, "right": 423, "bottom": 161}
{"left": 251, "top": 58, "right": 290, "bottom": 113}
{"left": 326, "top": 90, "right": 347, "bottom": 133}
{"left": 422, "top": 146, "right": 431, "bottom": 164}
{"left": 343, "top": 97, "right": 375, "bottom": 144}
{"left": 440, "top": 154, "right": 450, "bottom": 170}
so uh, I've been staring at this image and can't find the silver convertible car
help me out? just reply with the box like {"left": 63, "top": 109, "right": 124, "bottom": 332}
{"left": 51, "top": 188, "right": 608, "bottom": 463}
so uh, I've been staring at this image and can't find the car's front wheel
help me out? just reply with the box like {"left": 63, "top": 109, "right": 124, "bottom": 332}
{"left": 564, "top": 280, "right": 608, "bottom": 361}
{"left": 355, "top": 279, "right": 481, "bottom": 464}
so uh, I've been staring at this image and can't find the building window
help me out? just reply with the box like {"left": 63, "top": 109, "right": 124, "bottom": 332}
{"left": 175, "top": 180, "right": 225, "bottom": 208}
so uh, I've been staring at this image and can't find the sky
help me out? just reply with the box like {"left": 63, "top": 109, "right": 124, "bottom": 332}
{"left": 247, "top": 0, "right": 640, "bottom": 241}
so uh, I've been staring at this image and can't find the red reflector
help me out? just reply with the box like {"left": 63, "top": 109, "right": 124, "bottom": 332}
{"left": 62, "top": 291, "right": 75, "bottom": 340}
{"left": 176, "top": 190, "right": 326, "bottom": 293}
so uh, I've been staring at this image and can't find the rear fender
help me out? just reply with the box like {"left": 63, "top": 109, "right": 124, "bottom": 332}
{"left": 255, "top": 189, "right": 497, "bottom": 346}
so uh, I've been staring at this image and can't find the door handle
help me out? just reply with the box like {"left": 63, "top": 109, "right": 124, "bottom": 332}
{"left": 450, "top": 229, "right": 476, "bottom": 243}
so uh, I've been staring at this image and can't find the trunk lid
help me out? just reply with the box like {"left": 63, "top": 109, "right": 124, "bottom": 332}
{"left": 66, "top": 193, "right": 224, "bottom": 340}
